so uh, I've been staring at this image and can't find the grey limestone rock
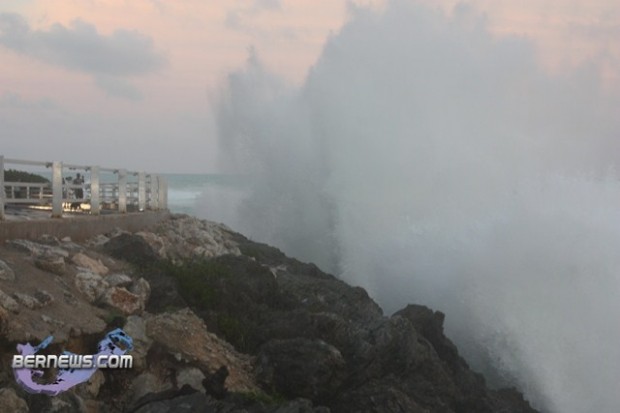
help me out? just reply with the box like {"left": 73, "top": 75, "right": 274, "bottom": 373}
{"left": 71, "top": 252, "right": 109, "bottom": 275}
{"left": 74, "top": 270, "right": 109, "bottom": 303}
{"left": 0, "top": 388, "right": 29, "bottom": 413}
{"left": 0, "top": 288, "right": 19, "bottom": 312}
{"left": 34, "top": 289, "right": 55, "bottom": 307}
{"left": 105, "top": 273, "right": 133, "bottom": 287}
{"left": 12, "top": 292, "right": 41, "bottom": 309}
{"left": 34, "top": 254, "right": 66, "bottom": 275}
{"left": 130, "top": 277, "right": 151, "bottom": 308}
{"left": 9, "top": 239, "right": 69, "bottom": 258}
{"left": 0, "top": 259, "right": 15, "bottom": 281}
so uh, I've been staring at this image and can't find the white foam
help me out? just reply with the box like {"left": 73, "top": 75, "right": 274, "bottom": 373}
{"left": 209, "top": 2, "right": 620, "bottom": 411}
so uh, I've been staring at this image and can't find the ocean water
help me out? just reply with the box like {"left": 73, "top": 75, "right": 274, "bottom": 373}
{"left": 165, "top": 173, "right": 248, "bottom": 220}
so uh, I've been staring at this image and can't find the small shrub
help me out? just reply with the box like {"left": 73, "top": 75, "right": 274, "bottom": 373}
{"left": 103, "top": 309, "right": 127, "bottom": 329}
{"left": 216, "top": 314, "right": 246, "bottom": 349}
{"left": 161, "top": 259, "right": 232, "bottom": 308}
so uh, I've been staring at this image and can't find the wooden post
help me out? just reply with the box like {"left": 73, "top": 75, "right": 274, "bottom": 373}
{"left": 118, "top": 169, "right": 127, "bottom": 213}
{"left": 0, "top": 156, "right": 5, "bottom": 220}
{"left": 138, "top": 172, "right": 146, "bottom": 211}
{"left": 90, "top": 166, "right": 100, "bottom": 215}
{"left": 51, "top": 161, "right": 63, "bottom": 218}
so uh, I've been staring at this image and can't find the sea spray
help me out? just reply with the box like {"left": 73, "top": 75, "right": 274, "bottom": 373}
{"left": 205, "top": 2, "right": 620, "bottom": 412}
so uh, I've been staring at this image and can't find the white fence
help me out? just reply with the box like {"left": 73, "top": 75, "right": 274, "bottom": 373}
{"left": 0, "top": 155, "right": 167, "bottom": 220}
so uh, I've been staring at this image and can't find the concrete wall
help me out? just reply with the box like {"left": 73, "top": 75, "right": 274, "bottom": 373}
{"left": 0, "top": 211, "right": 170, "bottom": 243}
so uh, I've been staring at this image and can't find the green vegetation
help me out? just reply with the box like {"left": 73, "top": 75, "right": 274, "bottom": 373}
{"left": 161, "top": 259, "right": 232, "bottom": 307}
{"left": 238, "top": 242, "right": 285, "bottom": 264}
{"left": 215, "top": 313, "right": 246, "bottom": 350}
{"left": 156, "top": 258, "right": 259, "bottom": 352}
{"left": 3, "top": 169, "right": 49, "bottom": 183}
{"left": 149, "top": 254, "right": 287, "bottom": 354}
{"left": 238, "top": 243, "right": 265, "bottom": 260}
{"left": 103, "top": 309, "right": 127, "bottom": 329}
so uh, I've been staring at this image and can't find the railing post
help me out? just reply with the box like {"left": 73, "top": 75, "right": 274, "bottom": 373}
{"left": 163, "top": 176, "right": 168, "bottom": 210}
{"left": 51, "top": 161, "right": 63, "bottom": 218}
{"left": 90, "top": 166, "right": 100, "bottom": 215}
{"left": 148, "top": 174, "right": 158, "bottom": 210}
{"left": 138, "top": 172, "right": 146, "bottom": 211}
{"left": 145, "top": 174, "right": 150, "bottom": 209}
{"left": 0, "top": 155, "right": 5, "bottom": 220}
{"left": 118, "top": 169, "right": 127, "bottom": 213}
{"left": 153, "top": 175, "right": 160, "bottom": 210}
{"left": 158, "top": 175, "right": 166, "bottom": 211}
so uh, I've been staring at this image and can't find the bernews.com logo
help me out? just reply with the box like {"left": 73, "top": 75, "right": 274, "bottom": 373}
{"left": 12, "top": 328, "right": 133, "bottom": 396}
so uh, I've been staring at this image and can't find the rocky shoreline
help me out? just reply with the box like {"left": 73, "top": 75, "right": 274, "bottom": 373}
{"left": 0, "top": 214, "right": 539, "bottom": 412}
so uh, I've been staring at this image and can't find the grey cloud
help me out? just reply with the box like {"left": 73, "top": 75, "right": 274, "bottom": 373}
{"left": 253, "top": 0, "right": 281, "bottom": 12}
{"left": 95, "top": 75, "right": 144, "bottom": 101}
{"left": 226, "top": 0, "right": 282, "bottom": 31}
{"left": 149, "top": 0, "right": 165, "bottom": 13}
{"left": 568, "top": 19, "right": 620, "bottom": 40}
{"left": 0, "top": 91, "right": 57, "bottom": 111}
{"left": 0, "top": 12, "right": 29, "bottom": 49}
{"left": 225, "top": 11, "right": 242, "bottom": 30}
{"left": 0, "top": 93, "right": 217, "bottom": 173}
{"left": 0, "top": 13, "right": 165, "bottom": 76}
{"left": 225, "top": 1, "right": 300, "bottom": 41}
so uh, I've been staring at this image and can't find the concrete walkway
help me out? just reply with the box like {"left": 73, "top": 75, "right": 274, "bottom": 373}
{"left": 0, "top": 206, "right": 170, "bottom": 243}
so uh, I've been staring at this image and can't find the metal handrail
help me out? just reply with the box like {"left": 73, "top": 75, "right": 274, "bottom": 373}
{"left": 0, "top": 155, "right": 168, "bottom": 220}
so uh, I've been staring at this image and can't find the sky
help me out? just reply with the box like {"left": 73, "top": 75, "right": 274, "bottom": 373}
{"left": 1, "top": 0, "right": 619, "bottom": 173}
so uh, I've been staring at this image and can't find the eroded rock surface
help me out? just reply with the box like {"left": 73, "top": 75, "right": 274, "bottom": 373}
{"left": 145, "top": 308, "right": 257, "bottom": 393}
{"left": 0, "top": 259, "right": 15, "bottom": 281}
{"left": 71, "top": 252, "right": 109, "bottom": 275}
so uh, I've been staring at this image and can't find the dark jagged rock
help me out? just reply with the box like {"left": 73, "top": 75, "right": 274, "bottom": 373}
{"left": 203, "top": 366, "right": 229, "bottom": 399}
{"left": 489, "top": 388, "right": 540, "bottom": 413}
{"left": 256, "top": 338, "right": 346, "bottom": 402}
{"left": 179, "top": 232, "right": 539, "bottom": 413}
{"left": 393, "top": 305, "right": 461, "bottom": 371}
{"left": 271, "top": 398, "right": 330, "bottom": 413}
{"left": 24, "top": 391, "right": 88, "bottom": 413}
{"left": 330, "top": 379, "right": 428, "bottom": 413}
{"left": 129, "top": 384, "right": 198, "bottom": 413}
{"left": 133, "top": 392, "right": 329, "bottom": 413}
{"left": 131, "top": 391, "right": 208, "bottom": 413}
{"left": 141, "top": 269, "right": 187, "bottom": 313}
{"left": 103, "top": 233, "right": 160, "bottom": 267}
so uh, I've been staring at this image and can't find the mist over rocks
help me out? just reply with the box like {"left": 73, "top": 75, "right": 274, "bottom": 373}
{"left": 0, "top": 214, "right": 538, "bottom": 412}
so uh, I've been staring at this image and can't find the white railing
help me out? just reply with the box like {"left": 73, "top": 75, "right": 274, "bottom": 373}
{"left": 0, "top": 155, "right": 168, "bottom": 220}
